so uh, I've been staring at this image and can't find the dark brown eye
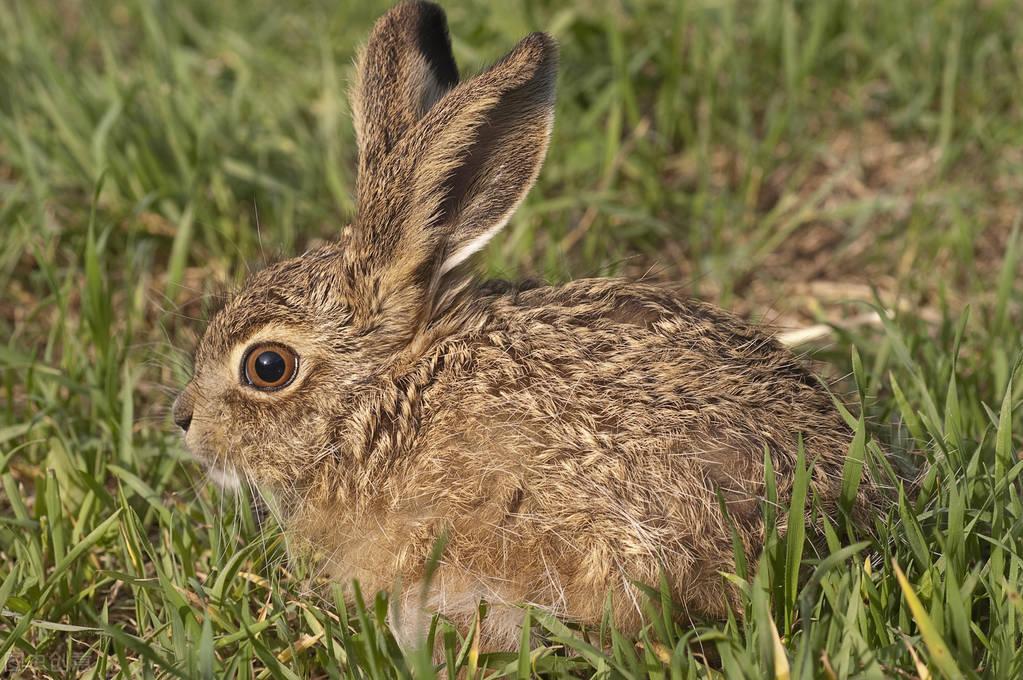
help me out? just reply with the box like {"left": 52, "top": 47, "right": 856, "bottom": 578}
{"left": 243, "top": 344, "right": 298, "bottom": 390}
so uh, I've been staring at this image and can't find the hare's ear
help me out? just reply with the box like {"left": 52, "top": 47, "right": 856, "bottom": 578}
{"left": 351, "top": 1, "right": 459, "bottom": 177}
{"left": 411, "top": 33, "right": 558, "bottom": 275}
{"left": 356, "top": 30, "right": 558, "bottom": 284}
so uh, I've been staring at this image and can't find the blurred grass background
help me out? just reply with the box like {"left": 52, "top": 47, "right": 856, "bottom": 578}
{"left": 1, "top": 0, "right": 1022, "bottom": 677}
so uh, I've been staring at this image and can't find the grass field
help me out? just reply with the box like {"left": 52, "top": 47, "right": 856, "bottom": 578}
{"left": 2, "top": 0, "right": 1022, "bottom": 677}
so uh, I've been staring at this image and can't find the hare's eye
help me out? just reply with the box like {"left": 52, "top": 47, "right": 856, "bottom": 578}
{"left": 243, "top": 344, "right": 298, "bottom": 390}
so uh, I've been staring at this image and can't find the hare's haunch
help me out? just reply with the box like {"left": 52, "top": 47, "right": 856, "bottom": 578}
{"left": 175, "top": 0, "right": 882, "bottom": 651}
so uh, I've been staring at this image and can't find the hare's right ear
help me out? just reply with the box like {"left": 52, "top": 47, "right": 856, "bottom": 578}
{"left": 350, "top": 1, "right": 459, "bottom": 177}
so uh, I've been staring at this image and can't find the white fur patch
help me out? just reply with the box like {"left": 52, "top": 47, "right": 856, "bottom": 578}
{"left": 440, "top": 213, "right": 513, "bottom": 275}
{"left": 439, "top": 108, "right": 555, "bottom": 275}
{"left": 208, "top": 465, "right": 242, "bottom": 491}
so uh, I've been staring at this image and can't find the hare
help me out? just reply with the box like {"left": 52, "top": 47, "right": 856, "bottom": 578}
{"left": 174, "top": 0, "right": 882, "bottom": 651}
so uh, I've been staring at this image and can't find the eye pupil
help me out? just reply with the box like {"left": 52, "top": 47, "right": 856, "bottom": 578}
{"left": 254, "top": 351, "right": 286, "bottom": 383}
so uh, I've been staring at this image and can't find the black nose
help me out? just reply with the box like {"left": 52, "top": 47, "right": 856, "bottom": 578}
{"left": 175, "top": 412, "right": 192, "bottom": 433}
{"left": 173, "top": 394, "right": 194, "bottom": 433}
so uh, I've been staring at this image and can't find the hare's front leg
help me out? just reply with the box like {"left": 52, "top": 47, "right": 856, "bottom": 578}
{"left": 390, "top": 577, "right": 530, "bottom": 656}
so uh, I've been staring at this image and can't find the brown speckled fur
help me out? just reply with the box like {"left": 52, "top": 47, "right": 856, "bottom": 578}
{"left": 174, "top": 1, "right": 882, "bottom": 651}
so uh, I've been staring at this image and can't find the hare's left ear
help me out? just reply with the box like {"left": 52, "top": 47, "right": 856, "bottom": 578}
{"left": 350, "top": 1, "right": 459, "bottom": 177}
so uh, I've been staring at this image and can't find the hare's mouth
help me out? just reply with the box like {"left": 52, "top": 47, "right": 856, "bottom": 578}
{"left": 179, "top": 427, "right": 242, "bottom": 490}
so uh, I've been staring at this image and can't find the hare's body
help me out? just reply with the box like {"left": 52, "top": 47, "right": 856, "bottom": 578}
{"left": 282, "top": 276, "right": 856, "bottom": 649}
{"left": 175, "top": 1, "right": 881, "bottom": 653}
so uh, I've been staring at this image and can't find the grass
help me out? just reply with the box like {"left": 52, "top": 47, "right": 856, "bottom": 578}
{"left": 1, "top": 0, "right": 1022, "bottom": 676}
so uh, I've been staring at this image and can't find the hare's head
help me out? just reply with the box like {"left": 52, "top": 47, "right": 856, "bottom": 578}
{"left": 173, "top": 1, "right": 557, "bottom": 489}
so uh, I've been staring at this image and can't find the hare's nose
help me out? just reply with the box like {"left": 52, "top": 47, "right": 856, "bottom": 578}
{"left": 175, "top": 411, "right": 193, "bottom": 433}
{"left": 172, "top": 392, "right": 194, "bottom": 433}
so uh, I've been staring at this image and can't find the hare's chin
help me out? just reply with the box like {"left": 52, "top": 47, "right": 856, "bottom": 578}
{"left": 207, "top": 465, "right": 242, "bottom": 491}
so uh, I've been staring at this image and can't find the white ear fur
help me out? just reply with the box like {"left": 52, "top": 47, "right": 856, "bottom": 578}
{"left": 431, "top": 65, "right": 556, "bottom": 274}
{"left": 438, "top": 106, "right": 555, "bottom": 274}
{"left": 439, "top": 208, "right": 514, "bottom": 275}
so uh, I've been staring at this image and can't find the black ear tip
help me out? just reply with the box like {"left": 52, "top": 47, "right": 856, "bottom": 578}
{"left": 411, "top": 2, "right": 459, "bottom": 88}
{"left": 523, "top": 32, "right": 558, "bottom": 52}
{"left": 369, "top": 1, "right": 459, "bottom": 89}
{"left": 514, "top": 33, "right": 560, "bottom": 93}
{"left": 517, "top": 32, "right": 560, "bottom": 72}
{"left": 399, "top": 0, "right": 446, "bottom": 27}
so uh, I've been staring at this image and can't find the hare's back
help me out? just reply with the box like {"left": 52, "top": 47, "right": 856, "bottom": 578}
{"left": 460, "top": 278, "right": 854, "bottom": 499}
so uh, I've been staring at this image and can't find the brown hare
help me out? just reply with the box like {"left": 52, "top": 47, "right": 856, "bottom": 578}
{"left": 174, "top": 0, "right": 881, "bottom": 651}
